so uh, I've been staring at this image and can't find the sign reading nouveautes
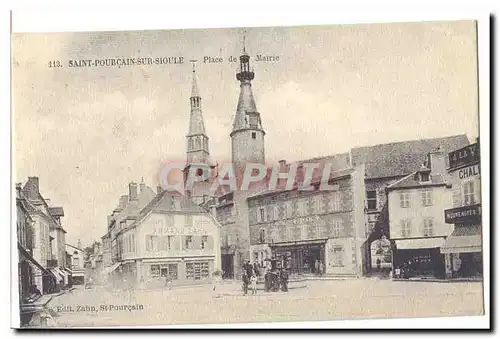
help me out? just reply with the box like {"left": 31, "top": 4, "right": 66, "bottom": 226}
{"left": 444, "top": 204, "right": 481, "bottom": 224}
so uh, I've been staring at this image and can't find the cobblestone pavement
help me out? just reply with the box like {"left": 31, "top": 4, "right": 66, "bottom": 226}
{"left": 46, "top": 279, "right": 484, "bottom": 327}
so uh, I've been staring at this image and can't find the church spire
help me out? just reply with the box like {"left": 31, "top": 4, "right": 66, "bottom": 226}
{"left": 186, "top": 61, "right": 210, "bottom": 165}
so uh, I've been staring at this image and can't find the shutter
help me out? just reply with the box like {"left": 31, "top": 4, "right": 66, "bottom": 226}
{"left": 207, "top": 235, "right": 214, "bottom": 250}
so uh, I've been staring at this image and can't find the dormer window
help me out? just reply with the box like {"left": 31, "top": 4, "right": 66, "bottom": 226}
{"left": 420, "top": 172, "right": 430, "bottom": 182}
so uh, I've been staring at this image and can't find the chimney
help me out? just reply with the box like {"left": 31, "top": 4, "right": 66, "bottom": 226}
{"left": 129, "top": 182, "right": 138, "bottom": 201}
{"left": 25, "top": 177, "right": 40, "bottom": 200}
{"left": 428, "top": 145, "right": 446, "bottom": 175}
{"left": 157, "top": 185, "right": 163, "bottom": 195}
{"left": 77, "top": 239, "right": 82, "bottom": 249}
{"left": 140, "top": 177, "right": 146, "bottom": 192}
{"left": 118, "top": 195, "right": 128, "bottom": 209}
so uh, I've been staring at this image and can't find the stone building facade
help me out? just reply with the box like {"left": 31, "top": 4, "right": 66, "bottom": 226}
{"left": 247, "top": 164, "right": 367, "bottom": 277}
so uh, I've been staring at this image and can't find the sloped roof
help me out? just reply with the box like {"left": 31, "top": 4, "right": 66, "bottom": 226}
{"left": 49, "top": 207, "right": 64, "bottom": 217}
{"left": 351, "top": 134, "right": 469, "bottom": 179}
{"left": 387, "top": 171, "right": 446, "bottom": 190}
{"left": 127, "top": 190, "right": 207, "bottom": 231}
{"left": 119, "top": 186, "right": 156, "bottom": 219}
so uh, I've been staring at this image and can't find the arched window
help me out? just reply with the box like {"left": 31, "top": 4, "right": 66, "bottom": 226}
{"left": 259, "top": 229, "right": 266, "bottom": 244}
{"left": 188, "top": 138, "right": 194, "bottom": 151}
{"left": 195, "top": 137, "right": 201, "bottom": 149}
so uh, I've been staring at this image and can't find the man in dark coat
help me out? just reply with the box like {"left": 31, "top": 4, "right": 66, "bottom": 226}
{"left": 280, "top": 269, "right": 289, "bottom": 292}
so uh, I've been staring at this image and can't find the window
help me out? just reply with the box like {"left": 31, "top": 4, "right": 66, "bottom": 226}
{"left": 332, "top": 220, "right": 343, "bottom": 237}
{"left": 201, "top": 235, "right": 208, "bottom": 249}
{"left": 150, "top": 264, "right": 160, "bottom": 277}
{"left": 330, "top": 192, "right": 341, "bottom": 212}
{"left": 399, "top": 192, "right": 411, "bottom": 208}
{"left": 332, "top": 247, "right": 344, "bottom": 266}
{"left": 268, "top": 207, "right": 274, "bottom": 221}
{"left": 463, "top": 181, "right": 475, "bottom": 205}
{"left": 167, "top": 235, "right": 174, "bottom": 250}
{"left": 401, "top": 219, "right": 411, "bottom": 237}
{"left": 166, "top": 214, "right": 174, "bottom": 226}
{"left": 314, "top": 195, "right": 323, "bottom": 214}
{"left": 421, "top": 189, "right": 432, "bottom": 207}
{"left": 258, "top": 208, "right": 266, "bottom": 223}
{"left": 185, "top": 215, "right": 193, "bottom": 227}
{"left": 284, "top": 202, "right": 292, "bottom": 219}
{"left": 258, "top": 229, "right": 266, "bottom": 244}
{"left": 420, "top": 172, "right": 430, "bottom": 182}
{"left": 298, "top": 200, "right": 308, "bottom": 216}
{"left": 72, "top": 257, "right": 79, "bottom": 267}
{"left": 251, "top": 132, "right": 256, "bottom": 139}
{"left": 423, "top": 218, "right": 434, "bottom": 237}
{"left": 170, "top": 196, "right": 176, "bottom": 209}
{"left": 366, "top": 190, "right": 377, "bottom": 210}
{"left": 186, "top": 262, "right": 210, "bottom": 280}
{"left": 273, "top": 205, "right": 279, "bottom": 221}
{"left": 184, "top": 236, "right": 193, "bottom": 249}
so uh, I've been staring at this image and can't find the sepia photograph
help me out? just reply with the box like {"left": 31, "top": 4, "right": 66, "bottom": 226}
{"left": 11, "top": 15, "right": 487, "bottom": 329}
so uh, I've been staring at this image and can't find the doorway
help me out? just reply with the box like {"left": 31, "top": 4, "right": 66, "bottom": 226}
{"left": 221, "top": 254, "right": 234, "bottom": 279}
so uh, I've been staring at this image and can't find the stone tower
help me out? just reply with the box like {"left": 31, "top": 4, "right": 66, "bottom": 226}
{"left": 230, "top": 42, "right": 266, "bottom": 173}
{"left": 184, "top": 64, "right": 214, "bottom": 205}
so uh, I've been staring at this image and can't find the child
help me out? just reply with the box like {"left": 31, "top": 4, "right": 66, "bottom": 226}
{"left": 250, "top": 274, "right": 257, "bottom": 295}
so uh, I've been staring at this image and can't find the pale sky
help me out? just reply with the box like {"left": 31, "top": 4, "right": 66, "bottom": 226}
{"left": 12, "top": 21, "right": 479, "bottom": 246}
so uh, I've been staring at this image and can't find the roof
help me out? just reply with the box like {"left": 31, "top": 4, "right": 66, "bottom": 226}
{"left": 350, "top": 134, "right": 469, "bottom": 179}
{"left": 387, "top": 171, "right": 447, "bottom": 190}
{"left": 116, "top": 186, "right": 156, "bottom": 219}
{"left": 49, "top": 207, "right": 64, "bottom": 217}
{"left": 65, "top": 243, "right": 84, "bottom": 252}
{"left": 126, "top": 190, "right": 207, "bottom": 231}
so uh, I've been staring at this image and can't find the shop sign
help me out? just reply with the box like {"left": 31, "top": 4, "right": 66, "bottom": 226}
{"left": 444, "top": 204, "right": 481, "bottom": 224}
{"left": 152, "top": 226, "right": 205, "bottom": 235}
{"left": 449, "top": 143, "right": 480, "bottom": 170}
{"left": 290, "top": 215, "right": 321, "bottom": 225}
{"left": 458, "top": 164, "right": 480, "bottom": 180}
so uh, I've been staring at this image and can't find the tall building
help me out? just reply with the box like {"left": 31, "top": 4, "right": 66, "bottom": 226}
{"left": 215, "top": 42, "right": 268, "bottom": 278}
{"left": 184, "top": 64, "right": 215, "bottom": 205}
{"left": 387, "top": 148, "right": 455, "bottom": 279}
{"left": 230, "top": 44, "right": 265, "bottom": 171}
{"left": 441, "top": 141, "right": 482, "bottom": 278}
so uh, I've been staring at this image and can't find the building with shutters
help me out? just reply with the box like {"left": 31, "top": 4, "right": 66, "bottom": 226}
{"left": 115, "top": 189, "right": 221, "bottom": 287}
{"left": 246, "top": 159, "right": 367, "bottom": 277}
{"left": 387, "top": 147, "right": 455, "bottom": 279}
{"left": 441, "top": 141, "right": 482, "bottom": 278}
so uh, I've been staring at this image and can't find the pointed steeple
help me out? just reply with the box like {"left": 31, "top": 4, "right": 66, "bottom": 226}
{"left": 188, "top": 64, "right": 206, "bottom": 136}
{"left": 186, "top": 62, "right": 211, "bottom": 166}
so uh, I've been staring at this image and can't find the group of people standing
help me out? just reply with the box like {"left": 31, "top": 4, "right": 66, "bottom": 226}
{"left": 314, "top": 259, "right": 325, "bottom": 276}
{"left": 241, "top": 260, "right": 290, "bottom": 295}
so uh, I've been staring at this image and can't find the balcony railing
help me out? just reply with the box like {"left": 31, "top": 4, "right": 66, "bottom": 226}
{"left": 47, "top": 259, "right": 58, "bottom": 268}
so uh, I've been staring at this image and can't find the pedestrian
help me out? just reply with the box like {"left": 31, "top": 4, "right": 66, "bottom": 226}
{"left": 253, "top": 261, "right": 260, "bottom": 278}
{"left": 242, "top": 271, "right": 249, "bottom": 295}
{"left": 315, "top": 259, "right": 320, "bottom": 276}
{"left": 280, "top": 269, "right": 289, "bottom": 292}
{"left": 250, "top": 274, "right": 257, "bottom": 295}
{"left": 165, "top": 275, "right": 172, "bottom": 290}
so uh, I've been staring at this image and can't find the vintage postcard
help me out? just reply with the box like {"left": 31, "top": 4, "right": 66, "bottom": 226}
{"left": 12, "top": 19, "right": 486, "bottom": 328}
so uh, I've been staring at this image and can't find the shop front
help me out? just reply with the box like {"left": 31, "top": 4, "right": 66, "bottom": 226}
{"left": 139, "top": 257, "right": 215, "bottom": 287}
{"left": 441, "top": 206, "right": 482, "bottom": 278}
{"left": 393, "top": 237, "right": 446, "bottom": 279}
{"left": 269, "top": 239, "right": 326, "bottom": 275}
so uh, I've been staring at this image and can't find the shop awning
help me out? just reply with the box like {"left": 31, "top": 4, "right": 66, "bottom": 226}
{"left": 395, "top": 237, "right": 445, "bottom": 250}
{"left": 17, "top": 242, "right": 50, "bottom": 276}
{"left": 104, "top": 262, "right": 122, "bottom": 274}
{"left": 49, "top": 268, "right": 64, "bottom": 282}
{"left": 441, "top": 225, "right": 482, "bottom": 254}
